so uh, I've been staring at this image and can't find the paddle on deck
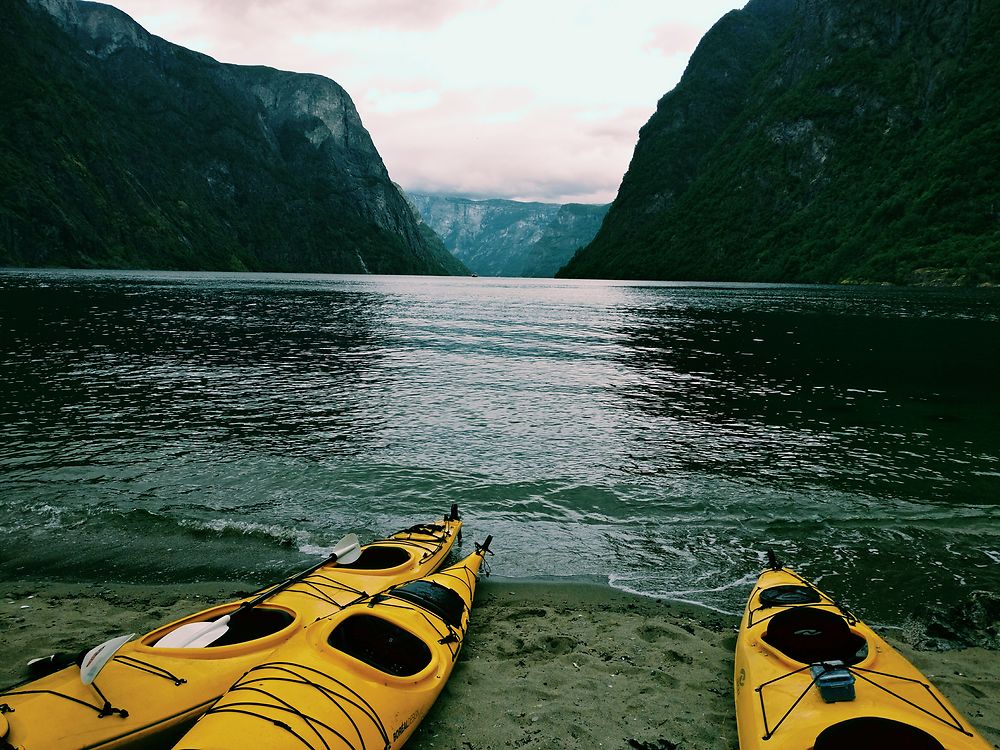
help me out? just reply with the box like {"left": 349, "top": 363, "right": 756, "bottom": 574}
{"left": 153, "top": 533, "right": 362, "bottom": 649}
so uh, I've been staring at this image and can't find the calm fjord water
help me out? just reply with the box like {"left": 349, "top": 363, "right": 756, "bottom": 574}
{"left": 1, "top": 270, "right": 998, "bottom": 624}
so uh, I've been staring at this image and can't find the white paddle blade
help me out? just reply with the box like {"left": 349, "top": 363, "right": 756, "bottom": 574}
{"left": 182, "top": 618, "right": 232, "bottom": 648}
{"left": 331, "top": 533, "right": 361, "bottom": 564}
{"left": 153, "top": 614, "right": 231, "bottom": 649}
{"left": 80, "top": 633, "right": 134, "bottom": 685}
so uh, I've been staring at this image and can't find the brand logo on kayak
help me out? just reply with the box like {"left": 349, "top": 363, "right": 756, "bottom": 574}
{"left": 393, "top": 709, "right": 422, "bottom": 741}
{"left": 736, "top": 667, "right": 746, "bottom": 694}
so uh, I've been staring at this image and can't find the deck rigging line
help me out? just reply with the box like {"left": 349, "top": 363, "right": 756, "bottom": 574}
{"left": 204, "top": 661, "right": 390, "bottom": 750}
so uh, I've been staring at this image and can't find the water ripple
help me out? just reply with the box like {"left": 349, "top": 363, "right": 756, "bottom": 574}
{"left": 1, "top": 269, "right": 998, "bottom": 622}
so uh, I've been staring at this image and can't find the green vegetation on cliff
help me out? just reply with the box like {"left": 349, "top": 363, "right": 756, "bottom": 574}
{"left": 408, "top": 193, "right": 608, "bottom": 277}
{"left": 560, "top": 0, "right": 1000, "bottom": 285}
{"left": 0, "top": 1, "right": 467, "bottom": 275}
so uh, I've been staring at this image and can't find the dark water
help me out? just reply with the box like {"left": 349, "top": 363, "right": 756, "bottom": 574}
{"left": 1, "top": 269, "right": 998, "bottom": 625}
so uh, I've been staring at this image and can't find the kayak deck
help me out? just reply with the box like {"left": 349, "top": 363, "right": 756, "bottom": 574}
{"left": 173, "top": 540, "right": 490, "bottom": 750}
{"left": 734, "top": 567, "right": 991, "bottom": 750}
{"left": 0, "top": 513, "right": 463, "bottom": 750}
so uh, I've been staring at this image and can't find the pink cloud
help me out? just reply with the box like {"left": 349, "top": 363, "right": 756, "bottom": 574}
{"left": 112, "top": 0, "right": 494, "bottom": 35}
{"left": 646, "top": 21, "right": 704, "bottom": 58}
{"left": 365, "top": 93, "right": 644, "bottom": 203}
{"left": 100, "top": 0, "right": 734, "bottom": 204}
{"left": 106, "top": 0, "right": 496, "bottom": 68}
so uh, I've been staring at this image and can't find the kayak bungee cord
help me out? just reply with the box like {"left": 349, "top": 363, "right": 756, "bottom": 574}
{"left": 747, "top": 567, "right": 858, "bottom": 629}
{"left": 112, "top": 654, "right": 188, "bottom": 685}
{"left": 235, "top": 669, "right": 382, "bottom": 747}
{"left": 753, "top": 661, "right": 975, "bottom": 740}
{"left": 398, "top": 523, "right": 450, "bottom": 538}
{"left": 247, "top": 661, "right": 388, "bottom": 745}
{"left": 0, "top": 655, "right": 144, "bottom": 720}
{"left": 747, "top": 553, "right": 977, "bottom": 742}
{"left": 204, "top": 700, "right": 347, "bottom": 750}
{"left": 754, "top": 664, "right": 816, "bottom": 740}
{"left": 208, "top": 688, "right": 357, "bottom": 750}
{"left": 283, "top": 576, "right": 367, "bottom": 609}
{"left": 0, "top": 678, "right": 129, "bottom": 720}
{"left": 202, "top": 661, "right": 391, "bottom": 750}
{"left": 281, "top": 522, "right": 460, "bottom": 611}
{"left": 849, "top": 666, "right": 974, "bottom": 736}
{"left": 432, "top": 564, "right": 482, "bottom": 600}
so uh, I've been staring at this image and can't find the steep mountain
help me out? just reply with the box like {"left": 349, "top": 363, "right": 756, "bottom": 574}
{"left": 408, "top": 194, "right": 608, "bottom": 277}
{"left": 559, "top": 0, "right": 1000, "bottom": 285}
{"left": 0, "top": 0, "right": 468, "bottom": 275}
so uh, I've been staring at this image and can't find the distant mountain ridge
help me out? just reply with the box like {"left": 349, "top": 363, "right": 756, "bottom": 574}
{"left": 560, "top": 0, "right": 1000, "bottom": 285}
{"left": 408, "top": 194, "right": 608, "bottom": 277}
{"left": 0, "top": 0, "right": 467, "bottom": 275}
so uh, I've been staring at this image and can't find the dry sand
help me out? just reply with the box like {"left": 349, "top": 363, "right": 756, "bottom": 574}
{"left": 1, "top": 578, "right": 997, "bottom": 749}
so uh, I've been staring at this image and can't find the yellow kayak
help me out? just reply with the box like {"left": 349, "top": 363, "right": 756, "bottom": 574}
{"left": 734, "top": 558, "right": 991, "bottom": 750}
{"left": 173, "top": 536, "right": 493, "bottom": 750}
{"left": 0, "top": 510, "right": 462, "bottom": 750}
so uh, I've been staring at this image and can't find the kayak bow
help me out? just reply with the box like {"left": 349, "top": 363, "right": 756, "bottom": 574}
{"left": 174, "top": 535, "right": 493, "bottom": 750}
{"left": 0, "top": 510, "right": 463, "bottom": 750}
{"left": 734, "top": 560, "right": 991, "bottom": 750}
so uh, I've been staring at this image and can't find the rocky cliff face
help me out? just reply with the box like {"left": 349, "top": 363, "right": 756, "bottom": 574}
{"left": 408, "top": 194, "right": 608, "bottom": 277}
{"left": 560, "top": 0, "right": 999, "bottom": 285}
{"left": 0, "top": 0, "right": 467, "bottom": 275}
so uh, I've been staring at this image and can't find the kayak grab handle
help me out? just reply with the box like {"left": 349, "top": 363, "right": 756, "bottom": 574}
{"left": 767, "top": 549, "right": 782, "bottom": 570}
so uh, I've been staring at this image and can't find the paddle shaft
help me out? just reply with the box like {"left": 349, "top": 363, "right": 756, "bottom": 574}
{"left": 234, "top": 551, "right": 344, "bottom": 618}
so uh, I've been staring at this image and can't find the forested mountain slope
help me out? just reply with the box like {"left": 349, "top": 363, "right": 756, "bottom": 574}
{"left": 0, "top": 0, "right": 467, "bottom": 275}
{"left": 560, "top": 0, "right": 999, "bottom": 285}
{"left": 409, "top": 194, "right": 607, "bottom": 277}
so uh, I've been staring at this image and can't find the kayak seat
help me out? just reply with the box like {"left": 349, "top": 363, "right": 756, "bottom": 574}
{"left": 813, "top": 717, "right": 945, "bottom": 750}
{"left": 337, "top": 545, "right": 412, "bottom": 570}
{"left": 209, "top": 608, "right": 295, "bottom": 648}
{"left": 329, "top": 614, "right": 432, "bottom": 677}
{"left": 763, "top": 607, "right": 867, "bottom": 665}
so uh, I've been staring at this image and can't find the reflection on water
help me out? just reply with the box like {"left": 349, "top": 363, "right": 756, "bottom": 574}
{"left": 0, "top": 270, "right": 997, "bottom": 624}
{"left": 613, "top": 286, "right": 1000, "bottom": 502}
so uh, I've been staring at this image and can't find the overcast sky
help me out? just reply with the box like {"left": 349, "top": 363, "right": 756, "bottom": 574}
{"left": 103, "top": 0, "right": 746, "bottom": 204}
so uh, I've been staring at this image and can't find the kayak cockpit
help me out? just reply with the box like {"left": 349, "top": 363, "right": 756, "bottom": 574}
{"left": 390, "top": 579, "right": 467, "bottom": 629}
{"left": 146, "top": 605, "right": 296, "bottom": 649}
{"left": 205, "top": 608, "right": 294, "bottom": 647}
{"left": 762, "top": 607, "right": 867, "bottom": 665}
{"left": 813, "top": 717, "right": 945, "bottom": 750}
{"left": 328, "top": 614, "right": 432, "bottom": 676}
{"left": 758, "top": 584, "right": 822, "bottom": 607}
{"left": 336, "top": 545, "right": 412, "bottom": 570}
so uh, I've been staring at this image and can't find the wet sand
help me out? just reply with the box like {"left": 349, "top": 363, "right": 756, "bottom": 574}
{"left": 1, "top": 579, "right": 997, "bottom": 749}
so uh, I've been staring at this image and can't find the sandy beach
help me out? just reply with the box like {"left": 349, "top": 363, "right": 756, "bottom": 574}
{"left": 1, "top": 578, "right": 997, "bottom": 749}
